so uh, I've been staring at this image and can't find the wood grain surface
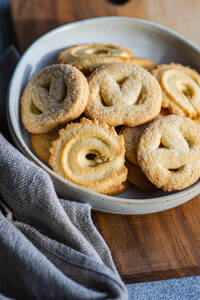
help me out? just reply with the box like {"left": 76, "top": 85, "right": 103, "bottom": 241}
{"left": 12, "top": 0, "right": 200, "bottom": 52}
{"left": 11, "top": 0, "right": 200, "bottom": 283}
{"left": 93, "top": 196, "right": 200, "bottom": 283}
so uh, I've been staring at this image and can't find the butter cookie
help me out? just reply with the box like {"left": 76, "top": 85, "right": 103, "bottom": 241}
{"left": 31, "top": 126, "right": 61, "bottom": 163}
{"left": 137, "top": 115, "right": 200, "bottom": 191}
{"left": 85, "top": 64, "right": 162, "bottom": 126}
{"left": 21, "top": 64, "right": 89, "bottom": 134}
{"left": 49, "top": 118, "right": 128, "bottom": 195}
{"left": 58, "top": 43, "right": 132, "bottom": 74}
{"left": 108, "top": 180, "right": 130, "bottom": 196}
{"left": 152, "top": 63, "right": 200, "bottom": 118}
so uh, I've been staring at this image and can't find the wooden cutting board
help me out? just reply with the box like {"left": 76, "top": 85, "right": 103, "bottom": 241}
{"left": 11, "top": 0, "right": 200, "bottom": 283}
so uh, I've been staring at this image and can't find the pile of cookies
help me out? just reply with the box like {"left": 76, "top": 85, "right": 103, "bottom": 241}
{"left": 20, "top": 43, "right": 200, "bottom": 195}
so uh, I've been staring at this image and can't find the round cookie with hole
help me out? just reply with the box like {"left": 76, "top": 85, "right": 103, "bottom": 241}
{"left": 49, "top": 118, "right": 128, "bottom": 195}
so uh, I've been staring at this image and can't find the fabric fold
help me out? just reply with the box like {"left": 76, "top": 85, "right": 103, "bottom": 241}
{"left": 0, "top": 47, "right": 127, "bottom": 300}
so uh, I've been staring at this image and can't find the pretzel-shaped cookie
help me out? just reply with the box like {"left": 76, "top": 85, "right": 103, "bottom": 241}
{"left": 137, "top": 115, "right": 200, "bottom": 191}
{"left": 49, "top": 118, "right": 127, "bottom": 195}
{"left": 152, "top": 63, "right": 200, "bottom": 118}
{"left": 21, "top": 64, "right": 89, "bottom": 134}
{"left": 85, "top": 64, "right": 162, "bottom": 126}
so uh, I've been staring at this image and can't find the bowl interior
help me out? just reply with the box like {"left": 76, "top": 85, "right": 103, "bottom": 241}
{"left": 9, "top": 17, "right": 200, "bottom": 203}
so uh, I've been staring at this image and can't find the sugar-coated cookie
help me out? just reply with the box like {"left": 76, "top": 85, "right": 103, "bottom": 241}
{"left": 85, "top": 64, "right": 162, "bottom": 126}
{"left": 137, "top": 115, "right": 200, "bottom": 191}
{"left": 21, "top": 64, "right": 89, "bottom": 134}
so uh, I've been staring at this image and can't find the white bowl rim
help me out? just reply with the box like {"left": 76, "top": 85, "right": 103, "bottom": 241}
{"left": 8, "top": 16, "right": 200, "bottom": 207}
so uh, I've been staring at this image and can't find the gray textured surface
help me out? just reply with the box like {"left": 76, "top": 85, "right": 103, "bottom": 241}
{"left": 127, "top": 276, "right": 200, "bottom": 300}
{"left": 0, "top": 132, "right": 127, "bottom": 299}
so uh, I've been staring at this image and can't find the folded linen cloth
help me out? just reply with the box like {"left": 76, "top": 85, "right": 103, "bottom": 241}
{"left": 0, "top": 47, "right": 127, "bottom": 300}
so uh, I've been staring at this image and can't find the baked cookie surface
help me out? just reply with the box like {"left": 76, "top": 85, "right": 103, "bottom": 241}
{"left": 58, "top": 43, "right": 133, "bottom": 74}
{"left": 31, "top": 126, "right": 61, "bottom": 163}
{"left": 120, "top": 124, "right": 148, "bottom": 166}
{"left": 152, "top": 63, "right": 200, "bottom": 118}
{"left": 128, "top": 57, "right": 157, "bottom": 70}
{"left": 49, "top": 118, "right": 128, "bottom": 195}
{"left": 21, "top": 64, "right": 89, "bottom": 134}
{"left": 85, "top": 64, "right": 162, "bottom": 126}
{"left": 126, "top": 161, "right": 156, "bottom": 191}
{"left": 137, "top": 115, "right": 200, "bottom": 191}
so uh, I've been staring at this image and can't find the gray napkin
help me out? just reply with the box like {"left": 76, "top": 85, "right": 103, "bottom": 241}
{"left": 0, "top": 47, "right": 128, "bottom": 300}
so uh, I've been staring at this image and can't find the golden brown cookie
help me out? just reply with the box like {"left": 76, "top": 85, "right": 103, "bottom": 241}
{"left": 152, "top": 63, "right": 200, "bottom": 119}
{"left": 21, "top": 64, "right": 89, "bottom": 134}
{"left": 108, "top": 180, "right": 130, "bottom": 196}
{"left": 120, "top": 124, "right": 148, "bottom": 166}
{"left": 31, "top": 126, "right": 61, "bottom": 163}
{"left": 137, "top": 115, "right": 200, "bottom": 191}
{"left": 58, "top": 43, "right": 133, "bottom": 74}
{"left": 49, "top": 118, "right": 128, "bottom": 195}
{"left": 126, "top": 161, "right": 156, "bottom": 191}
{"left": 85, "top": 64, "right": 162, "bottom": 126}
{"left": 128, "top": 57, "right": 157, "bottom": 70}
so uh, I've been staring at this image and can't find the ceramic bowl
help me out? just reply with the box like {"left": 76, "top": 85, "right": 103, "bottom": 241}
{"left": 7, "top": 17, "right": 200, "bottom": 214}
